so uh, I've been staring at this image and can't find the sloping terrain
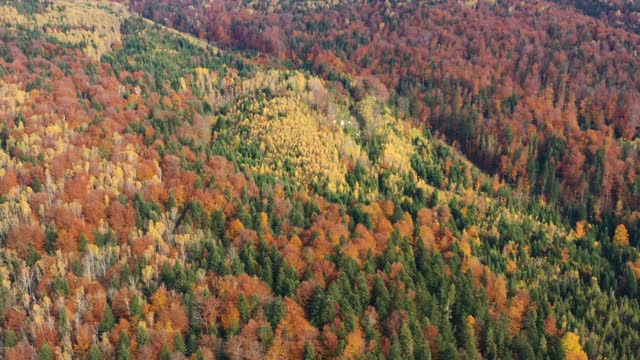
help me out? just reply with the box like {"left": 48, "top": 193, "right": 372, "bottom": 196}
{"left": 0, "top": 0, "right": 638, "bottom": 359}
{"left": 554, "top": 0, "right": 640, "bottom": 34}
{"left": 132, "top": 0, "right": 640, "bottom": 230}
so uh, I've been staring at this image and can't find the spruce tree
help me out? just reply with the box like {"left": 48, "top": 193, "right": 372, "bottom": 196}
{"left": 303, "top": 341, "right": 316, "bottom": 360}
{"left": 187, "top": 332, "right": 198, "bottom": 356}
{"left": 117, "top": 332, "right": 131, "bottom": 360}
{"left": 461, "top": 318, "right": 480, "bottom": 360}
{"left": 410, "top": 319, "right": 430, "bottom": 360}
{"left": 160, "top": 343, "right": 171, "bottom": 360}
{"left": 174, "top": 332, "right": 187, "bottom": 355}
{"left": 99, "top": 304, "right": 116, "bottom": 335}
{"left": 39, "top": 344, "right": 55, "bottom": 360}
{"left": 44, "top": 225, "right": 57, "bottom": 255}
{"left": 389, "top": 336, "right": 403, "bottom": 360}
{"left": 137, "top": 326, "right": 150, "bottom": 346}
{"left": 483, "top": 325, "right": 498, "bottom": 360}
{"left": 266, "top": 297, "right": 285, "bottom": 330}
{"left": 58, "top": 309, "right": 69, "bottom": 340}
{"left": 210, "top": 209, "right": 225, "bottom": 239}
{"left": 130, "top": 295, "right": 143, "bottom": 319}
{"left": 4, "top": 329, "right": 18, "bottom": 348}
{"left": 512, "top": 334, "right": 535, "bottom": 360}
{"left": 238, "top": 294, "right": 249, "bottom": 325}
{"left": 88, "top": 344, "right": 103, "bottom": 360}
{"left": 372, "top": 276, "right": 390, "bottom": 318}
{"left": 399, "top": 324, "right": 415, "bottom": 359}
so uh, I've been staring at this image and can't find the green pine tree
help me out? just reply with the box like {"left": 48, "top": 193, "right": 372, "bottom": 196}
{"left": 39, "top": 344, "right": 55, "bottom": 360}
{"left": 78, "top": 234, "right": 88, "bottom": 253}
{"left": 26, "top": 244, "right": 41, "bottom": 266}
{"left": 166, "top": 194, "right": 176, "bottom": 210}
{"left": 174, "top": 332, "right": 187, "bottom": 355}
{"left": 44, "top": 225, "right": 57, "bottom": 255}
{"left": 483, "top": 325, "right": 498, "bottom": 360}
{"left": 99, "top": 304, "right": 116, "bottom": 335}
{"left": 88, "top": 344, "right": 103, "bottom": 360}
{"left": 130, "top": 295, "right": 144, "bottom": 319}
{"left": 137, "top": 326, "right": 150, "bottom": 346}
{"left": 160, "top": 343, "right": 171, "bottom": 360}
{"left": 410, "top": 319, "right": 431, "bottom": 360}
{"left": 267, "top": 297, "right": 285, "bottom": 330}
{"left": 58, "top": 309, "right": 69, "bottom": 340}
{"left": 354, "top": 272, "right": 370, "bottom": 311}
{"left": 4, "top": 329, "right": 18, "bottom": 348}
{"left": 461, "top": 318, "right": 480, "bottom": 360}
{"left": 512, "top": 334, "right": 535, "bottom": 360}
{"left": 372, "top": 276, "right": 390, "bottom": 318}
{"left": 303, "top": 341, "right": 316, "bottom": 360}
{"left": 415, "top": 338, "right": 432, "bottom": 360}
{"left": 238, "top": 294, "right": 249, "bottom": 325}
{"left": 210, "top": 209, "right": 226, "bottom": 239}
{"left": 187, "top": 333, "right": 198, "bottom": 356}
{"left": 390, "top": 336, "right": 403, "bottom": 360}
{"left": 399, "top": 324, "right": 415, "bottom": 359}
{"left": 117, "top": 332, "right": 131, "bottom": 360}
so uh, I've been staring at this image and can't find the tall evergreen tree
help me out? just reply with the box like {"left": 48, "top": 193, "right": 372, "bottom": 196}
{"left": 117, "top": 332, "right": 131, "bottom": 360}
{"left": 399, "top": 324, "right": 415, "bottom": 359}
{"left": 303, "top": 341, "right": 316, "bottom": 360}
{"left": 39, "top": 344, "right": 55, "bottom": 360}
{"left": 88, "top": 344, "right": 103, "bottom": 360}
{"left": 99, "top": 304, "right": 115, "bottom": 335}
{"left": 174, "top": 332, "right": 187, "bottom": 355}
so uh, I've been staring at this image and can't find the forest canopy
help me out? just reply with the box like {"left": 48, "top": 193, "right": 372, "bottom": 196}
{"left": 0, "top": 0, "right": 639, "bottom": 359}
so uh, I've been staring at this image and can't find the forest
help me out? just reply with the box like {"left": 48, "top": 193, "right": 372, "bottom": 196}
{"left": 0, "top": 0, "right": 638, "bottom": 359}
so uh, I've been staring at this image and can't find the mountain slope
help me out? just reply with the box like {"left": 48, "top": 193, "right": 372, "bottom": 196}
{"left": 0, "top": 0, "right": 638, "bottom": 359}
{"left": 553, "top": 0, "right": 640, "bottom": 34}
{"left": 130, "top": 0, "right": 640, "bottom": 231}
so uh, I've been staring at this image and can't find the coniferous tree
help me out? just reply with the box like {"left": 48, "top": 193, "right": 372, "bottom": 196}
{"left": 174, "top": 332, "right": 187, "bottom": 355}
{"left": 267, "top": 297, "right": 285, "bottom": 330}
{"left": 187, "top": 333, "right": 198, "bottom": 356}
{"left": 4, "top": 329, "right": 18, "bottom": 348}
{"left": 88, "top": 345, "right": 103, "bottom": 360}
{"left": 461, "top": 318, "right": 480, "bottom": 360}
{"left": 238, "top": 294, "right": 249, "bottom": 324}
{"left": 39, "top": 344, "right": 55, "bottom": 360}
{"left": 372, "top": 276, "right": 391, "bottom": 318}
{"left": 210, "top": 209, "right": 226, "bottom": 239}
{"left": 483, "top": 324, "right": 499, "bottom": 360}
{"left": 399, "top": 323, "right": 415, "bottom": 359}
{"left": 160, "top": 344, "right": 171, "bottom": 360}
{"left": 44, "top": 225, "right": 57, "bottom": 255}
{"left": 137, "top": 326, "right": 150, "bottom": 346}
{"left": 390, "top": 336, "right": 403, "bottom": 360}
{"left": 130, "top": 295, "right": 144, "bottom": 319}
{"left": 99, "top": 304, "right": 116, "bottom": 335}
{"left": 117, "top": 332, "right": 131, "bottom": 360}
{"left": 303, "top": 341, "right": 316, "bottom": 360}
{"left": 512, "top": 334, "right": 535, "bottom": 360}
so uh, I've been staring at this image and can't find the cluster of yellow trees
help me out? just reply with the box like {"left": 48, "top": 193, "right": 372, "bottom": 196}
{"left": 0, "top": 0, "right": 127, "bottom": 60}
{"left": 244, "top": 95, "right": 346, "bottom": 190}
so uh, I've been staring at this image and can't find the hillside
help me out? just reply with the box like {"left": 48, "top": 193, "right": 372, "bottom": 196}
{"left": 132, "top": 0, "right": 640, "bottom": 229}
{"left": 0, "top": 0, "right": 639, "bottom": 359}
{"left": 554, "top": 0, "right": 640, "bottom": 34}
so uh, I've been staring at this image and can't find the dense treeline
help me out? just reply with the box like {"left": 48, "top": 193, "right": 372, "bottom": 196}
{"left": 554, "top": 0, "right": 640, "bottom": 35}
{"left": 127, "top": 0, "right": 640, "bottom": 241}
{"left": 0, "top": 0, "right": 640, "bottom": 359}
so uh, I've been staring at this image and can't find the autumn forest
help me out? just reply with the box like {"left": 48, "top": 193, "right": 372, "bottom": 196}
{"left": 0, "top": 0, "right": 639, "bottom": 359}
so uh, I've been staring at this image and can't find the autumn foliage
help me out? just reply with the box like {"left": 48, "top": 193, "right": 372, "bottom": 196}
{"left": 0, "top": 0, "right": 638, "bottom": 359}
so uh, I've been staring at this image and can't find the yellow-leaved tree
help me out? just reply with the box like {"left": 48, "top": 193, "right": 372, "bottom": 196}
{"left": 613, "top": 224, "right": 630, "bottom": 246}
{"left": 561, "top": 332, "right": 588, "bottom": 360}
